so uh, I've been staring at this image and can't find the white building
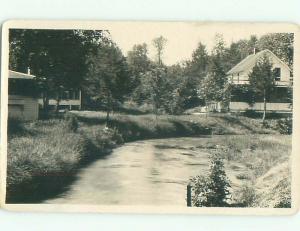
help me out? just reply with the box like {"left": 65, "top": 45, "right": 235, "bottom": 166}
{"left": 38, "top": 89, "right": 81, "bottom": 111}
{"left": 226, "top": 49, "right": 292, "bottom": 113}
{"left": 8, "top": 70, "right": 39, "bottom": 120}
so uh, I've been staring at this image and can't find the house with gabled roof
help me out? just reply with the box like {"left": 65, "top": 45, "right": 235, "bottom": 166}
{"left": 227, "top": 49, "right": 293, "bottom": 113}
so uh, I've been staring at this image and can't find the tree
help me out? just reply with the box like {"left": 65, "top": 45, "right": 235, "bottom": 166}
{"left": 257, "top": 33, "right": 294, "bottom": 68}
{"left": 201, "top": 52, "right": 227, "bottom": 109}
{"left": 183, "top": 43, "right": 209, "bottom": 108}
{"left": 85, "top": 43, "right": 131, "bottom": 125}
{"left": 227, "top": 35, "right": 258, "bottom": 69}
{"left": 152, "top": 36, "right": 167, "bottom": 66}
{"left": 191, "top": 153, "right": 231, "bottom": 207}
{"left": 9, "top": 29, "right": 107, "bottom": 113}
{"left": 199, "top": 34, "right": 228, "bottom": 111}
{"left": 138, "top": 67, "right": 170, "bottom": 117}
{"left": 127, "top": 43, "right": 151, "bottom": 75}
{"left": 179, "top": 74, "right": 203, "bottom": 109}
{"left": 212, "top": 33, "right": 227, "bottom": 57}
{"left": 201, "top": 69, "right": 227, "bottom": 109}
{"left": 127, "top": 43, "right": 152, "bottom": 103}
{"left": 248, "top": 55, "right": 276, "bottom": 122}
{"left": 186, "top": 42, "right": 209, "bottom": 78}
{"left": 248, "top": 35, "right": 259, "bottom": 53}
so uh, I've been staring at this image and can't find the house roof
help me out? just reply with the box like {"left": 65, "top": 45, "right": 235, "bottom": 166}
{"left": 226, "top": 49, "right": 291, "bottom": 75}
{"left": 9, "top": 70, "right": 35, "bottom": 80}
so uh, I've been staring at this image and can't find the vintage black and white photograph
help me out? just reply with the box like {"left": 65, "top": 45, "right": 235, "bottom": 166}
{"left": 1, "top": 22, "right": 297, "bottom": 212}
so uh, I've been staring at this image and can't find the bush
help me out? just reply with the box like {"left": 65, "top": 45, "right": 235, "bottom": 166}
{"left": 111, "top": 127, "right": 124, "bottom": 144}
{"left": 235, "top": 184, "right": 257, "bottom": 207}
{"left": 81, "top": 125, "right": 124, "bottom": 152}
{"left": 236, "top": 173, "right": 251, "bottom": 180}
{"left": 8, "top": 118, "right": 25, "bottom": 136}
{"left": 274, "top": 195, "right": 291, "bottom": 208}
{"left": 276, "top": 117, "right": 292, "bottom": 134}
{"left": 190, "top": 153, "right": 231, "bottom": 207}
{"left": 64, "top": 112, "right": 79, "bottom": 132}
{"left": 94, "top": 128, "right": 122, "bottom": 150}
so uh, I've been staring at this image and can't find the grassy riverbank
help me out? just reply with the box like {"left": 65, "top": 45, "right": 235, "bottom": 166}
{"left": 188, "top": 134, "right": 291, "bottom": 207}
{"left": 6, "top": 112, "right": 287, "bottom": 204}
{"left": 74, "top": 111, "right": 277, "bottom": 137}
{"left": 6, "top": 118, "right": 123, "bottom": 202}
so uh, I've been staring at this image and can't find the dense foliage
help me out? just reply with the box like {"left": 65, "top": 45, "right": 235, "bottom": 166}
{"left": 276, "top": 117, "right": 293, "bottom": 134}
{"left": 126, "top": 33, "right": 293, "bottom": 114}
{"left": 9, "top": 30, "right": 293, "bottom": 116}
{"left": 190, "top": 153, "right": 231, "bottom": 207}
{"left": 84, "top": 42, "right": 132, "bottom": 124}
{"left": 9, "top": 29, "right": 109, "bottom": 112}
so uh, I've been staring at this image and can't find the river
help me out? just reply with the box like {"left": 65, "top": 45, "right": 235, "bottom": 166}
{"left": 45, "top": 137, "right": 243, "bottom": 206}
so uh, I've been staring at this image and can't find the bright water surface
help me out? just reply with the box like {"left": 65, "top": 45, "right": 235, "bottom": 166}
{"left": 46, "top": 137, "right": 223, "bottom": 206}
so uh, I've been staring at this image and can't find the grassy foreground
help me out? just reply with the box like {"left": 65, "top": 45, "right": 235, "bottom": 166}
{"left": 6, "top": 112, "right": 287, "bottom": 204}
{"left": 189, "top": 134, "right": 291, "bottom": 207}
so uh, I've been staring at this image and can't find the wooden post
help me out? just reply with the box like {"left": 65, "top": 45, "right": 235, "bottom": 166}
{"left": 187, "top": 183, "right": 192, "bottom": 207}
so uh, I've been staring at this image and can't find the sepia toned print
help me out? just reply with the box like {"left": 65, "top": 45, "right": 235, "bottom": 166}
{"left": 0, "top": 21, "right": 299, "bottom": 214}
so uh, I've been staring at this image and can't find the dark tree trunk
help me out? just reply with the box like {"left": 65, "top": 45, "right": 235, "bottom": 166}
{"left": 55, "top": 98, "right": 60, "bottom": 114}
{"left": 42, "top": 92, "right": 50, "bottom": 117}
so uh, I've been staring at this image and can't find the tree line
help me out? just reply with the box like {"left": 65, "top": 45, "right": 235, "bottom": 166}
{"left": 9, "top": 29, "right": 294, "bottom": 121}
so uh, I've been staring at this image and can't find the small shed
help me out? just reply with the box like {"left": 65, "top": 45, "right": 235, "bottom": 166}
{"left": 8, "top": 70, "right": 39, "bottom": 120}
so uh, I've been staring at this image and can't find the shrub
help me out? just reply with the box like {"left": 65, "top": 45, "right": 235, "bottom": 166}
{"left": 64, "top": 112, "right": 79, "bottom": 132}
{"left": 81, "top": 125, "right": 124, "bottom": 152}
{"left": 190, "top": 153, "right": 231, "bottom": 207}
{"left": 236, "top": 173, "right": 251, "bottom": 180}
{"left": 111, "top": 127, "right": 124, "bottom": 144}
{"left": 276, "top": 117, "right": 292, "bottom": 134}
{"left": 274, "top": 195, "right": 291, "bottom": 208}
{"left": 235, "top": 184, "right": 257, "bottom": 207}
{"left": 8, "top": 118, "right": 25, "bottom": 136}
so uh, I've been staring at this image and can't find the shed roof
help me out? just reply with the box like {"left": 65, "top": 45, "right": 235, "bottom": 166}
{"left": 9, "top": 70, "right": 35, "bottom": 80}
{"left": 226, "top": 49, "right": 291, "bottom": 75}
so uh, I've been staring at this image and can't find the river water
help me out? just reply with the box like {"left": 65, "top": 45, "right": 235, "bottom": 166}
{"left": 45, "top": 137, "right": 234, "bottom": 206}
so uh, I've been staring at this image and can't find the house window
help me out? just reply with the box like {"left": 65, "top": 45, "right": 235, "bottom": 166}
{"left": 274, "top": 68, "right": 281, "bottom": 81}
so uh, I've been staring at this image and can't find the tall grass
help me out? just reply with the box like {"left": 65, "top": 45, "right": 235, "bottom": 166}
{"left": 219, "top": 135, "right": 291, "bottom": 177}
{"left": 77, "top": 112, "right": 212, "bottom": 142}
{"left": 6, "top": 118, "right": 123, "bottom": 203}
{"left": 189, "top": 134, "right": 291, "bottom": 207}
{"left": 73, "top": 111, "right": 276, "bottom": 137}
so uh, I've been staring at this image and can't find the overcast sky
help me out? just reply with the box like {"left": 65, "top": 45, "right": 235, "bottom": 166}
{"left": 104, "top": 22, "right": 276, "bottom": 65}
